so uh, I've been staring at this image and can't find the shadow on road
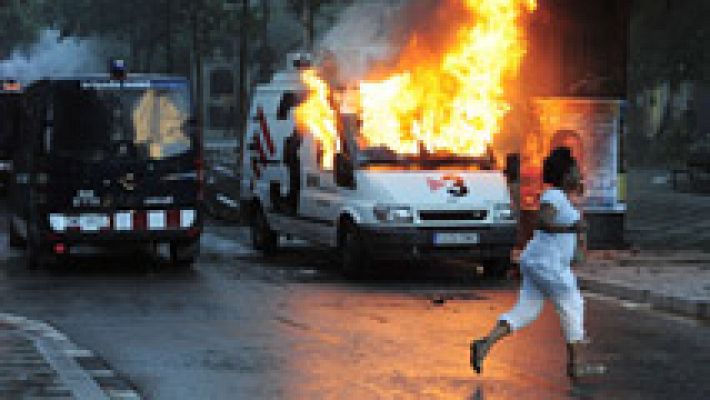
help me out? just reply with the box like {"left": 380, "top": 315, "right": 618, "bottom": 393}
{"left": 244, "top": 242, "right": 517, "bottom": 290}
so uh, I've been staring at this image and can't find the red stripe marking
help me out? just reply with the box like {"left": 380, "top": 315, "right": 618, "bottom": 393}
{"left": 252, "top": 159, "right": 261, "bottom": 179}
{"left": 257, "top": 106, "right": 275, "bottom": 156}
{"left": 254, "top": 134, "right": 267, "bottom": 163}
{"left": 132, "top": 211, "right": 146, "bottom": 231}
{"left": 167, "top": 209, "right": 180, "bottom": 228}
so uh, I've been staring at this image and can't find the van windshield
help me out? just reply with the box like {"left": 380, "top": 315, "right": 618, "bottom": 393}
{"left": 337, "top": 114, "right": 497, "bottom": 171}
{"left": 52, "top": 80, "right": 192, "bottom": 162}
{"left": 356, "top": 145, "right": 496, "bottom": 171}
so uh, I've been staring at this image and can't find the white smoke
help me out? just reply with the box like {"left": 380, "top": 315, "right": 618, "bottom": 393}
{"left": 0, "top": 29, "right": 103, "bottom": 83}
{"left": 315, "top": 0, "right": 409, "bottom": 84}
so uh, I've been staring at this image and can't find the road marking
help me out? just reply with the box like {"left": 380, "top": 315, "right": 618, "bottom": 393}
{"left": 34, "top": 336, "right": 110, "bottom": 400}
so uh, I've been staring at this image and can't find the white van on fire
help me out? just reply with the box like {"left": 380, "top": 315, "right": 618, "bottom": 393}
{"left": 240, "top": 53, "right": 517, "bottom": 276}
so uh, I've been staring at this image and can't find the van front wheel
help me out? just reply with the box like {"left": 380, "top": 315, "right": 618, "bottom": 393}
{"left": 484, "top": 257, "right": 511, "bottom": 279}
{"left": 341, "top": 222, "right": 370, "bottom": 277}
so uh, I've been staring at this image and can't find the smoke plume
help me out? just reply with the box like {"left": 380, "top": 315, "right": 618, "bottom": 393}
{"left": 0, "top": 29, "right": 103, "bottom": 83}
{"left": 315, "top": 0, "right": 475, "bottom": 84}
{"left": 315, "top": 0, "right": 408, "bottom": 84}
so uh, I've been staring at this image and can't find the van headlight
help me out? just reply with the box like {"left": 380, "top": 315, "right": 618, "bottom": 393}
{"left": 373, "top": 205, "right": 414, "bottom": 223}
{"left": 493, "top": 203, "right": 516, "bottom": 221}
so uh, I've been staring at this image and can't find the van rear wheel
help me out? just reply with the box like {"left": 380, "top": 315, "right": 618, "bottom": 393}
{"left": 251, "top": 207, "right": 278, "bottom": 256}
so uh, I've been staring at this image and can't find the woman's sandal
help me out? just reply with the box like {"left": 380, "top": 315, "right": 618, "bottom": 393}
{"left": 470, "top": 339, "right": 486, "bottom": 374}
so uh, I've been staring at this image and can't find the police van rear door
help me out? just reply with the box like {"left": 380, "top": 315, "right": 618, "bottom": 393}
{"left": 46, "top": 78, "right": 198, "bottom": 228}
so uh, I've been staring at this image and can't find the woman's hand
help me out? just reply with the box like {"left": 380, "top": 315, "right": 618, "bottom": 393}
{"left": 573, "top": 232, "right": 588, "bottom": 265}
{"left": 573, "top": 219, "right": 588, "bottom": 234}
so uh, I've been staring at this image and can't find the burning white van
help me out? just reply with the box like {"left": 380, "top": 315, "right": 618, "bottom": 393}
{"left": 240, "top": 54, "right": 517, "bottom": 276}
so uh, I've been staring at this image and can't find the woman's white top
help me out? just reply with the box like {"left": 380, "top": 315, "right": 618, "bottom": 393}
{"left": 522, "top": 188, "right": 581, "bottom": 268}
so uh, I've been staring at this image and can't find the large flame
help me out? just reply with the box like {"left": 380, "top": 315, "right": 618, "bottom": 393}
{"left": 294, "top": 69, "right": 340, "bottom": 169}
{"left": 296, "top": 0, "right": 537, "bottom": 168}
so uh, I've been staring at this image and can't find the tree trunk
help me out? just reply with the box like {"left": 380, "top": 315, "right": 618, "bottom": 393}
{"left": 259, "top": 0, "right": 272, "bottom": 82}
{"left": 302, "top": 0, "right": 313, "bottom": 50}
{"left": 165, "top": 0, "right": 173, "bottom": 73}
{"left": 192, "top": 9, "right": 204, "bottom": 129}
{"left": 238, "top": 0, "right": 250, "bottom": 140}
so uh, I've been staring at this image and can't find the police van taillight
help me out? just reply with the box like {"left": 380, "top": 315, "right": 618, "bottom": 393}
{"left": 110, "top": 59, "right": 127, "bottom": 80}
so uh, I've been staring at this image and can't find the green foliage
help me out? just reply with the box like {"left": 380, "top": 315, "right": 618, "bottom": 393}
{"left": 0, "top": 0, "right": 47, "bottom": 57}
{"left": 0, "top": 0, "right": 347, "bottom": 75}
{"left": 9, "top": 0, "right": 262, "bottom": 72}
{"left": 287, "top": 0, "right": 337, "bottom": 14}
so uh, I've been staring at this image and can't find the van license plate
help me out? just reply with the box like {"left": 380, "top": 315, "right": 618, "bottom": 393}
{"left": 79, "top": 215, "right": 109, "bottom": 232}
{"left": 434, "top": 232, "right": 480, "bottom": 246}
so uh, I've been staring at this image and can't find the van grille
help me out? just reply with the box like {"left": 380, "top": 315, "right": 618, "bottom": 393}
{"left": 418, "top": 210, "right": 488, "bottom": 221}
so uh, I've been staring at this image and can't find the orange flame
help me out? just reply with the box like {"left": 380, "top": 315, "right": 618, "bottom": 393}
{"left": 294, "top": 69, "right": 340, "bottom": 169}
{"left": 296, "top": 0, "right": 537, "bottom": 167}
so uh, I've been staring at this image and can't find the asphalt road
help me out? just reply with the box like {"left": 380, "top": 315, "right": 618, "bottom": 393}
{"left": 1, "top": 209, "right": 709, "bottom": 399}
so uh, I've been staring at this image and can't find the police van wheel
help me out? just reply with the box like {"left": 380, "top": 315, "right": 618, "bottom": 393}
{"left": 251, "top": 208, "right": 278, "bottom": 255}
{"left": 24, "top": 229, "right": 40, "bottom": 270}
{"left": 8, "top": 218, "right": 26, "bottom": 249}
{"left": 170, "top": 241, "right": 197, "bottom": 268}
{"left": 25, "top": 246, "right": 38, "bottom": 270}
{"left": 341, "top": 222, "right": 370, "bottom": 277}
{"left": 25, "top": 238, "right": 54, "bottom": 270}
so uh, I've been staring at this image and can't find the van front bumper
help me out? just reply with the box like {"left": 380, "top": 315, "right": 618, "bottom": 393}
{"left": 357, "top": 224, "right": 517, "bottom": 261}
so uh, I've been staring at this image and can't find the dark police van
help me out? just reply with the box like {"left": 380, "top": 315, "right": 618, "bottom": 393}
{"left": 7, "top": 72, "right": 203, "bottom": 268}
{"left": 0, "top": 80, "right": 23, "bottom": 192}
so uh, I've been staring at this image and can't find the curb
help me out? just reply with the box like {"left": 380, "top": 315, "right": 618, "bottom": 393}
{"left": 577, "top": 276, "right": 710, "bottom": 320}
{"left": 0, "top": 313, "right": 142, "bottom": 400}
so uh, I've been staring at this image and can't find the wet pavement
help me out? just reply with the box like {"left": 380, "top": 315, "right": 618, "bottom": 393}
{"left": 1, "top": 211, "right": 709, "bottom": 399}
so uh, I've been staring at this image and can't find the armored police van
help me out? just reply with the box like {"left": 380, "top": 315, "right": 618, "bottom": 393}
{"left": 240, "top": 54, "right": 517, "bottom": 276}
{"left": 8, "top": 67, "right": 202, "bottom": 268}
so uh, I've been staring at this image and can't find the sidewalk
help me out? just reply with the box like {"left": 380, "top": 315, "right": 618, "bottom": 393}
{"left": 575, "top": 250, "right": 710, "bottom": 320}
{"left": 0, "top": 314, "right": 141, "bottom": 400}
{"left": 625, "top": 169, "right": 710, "bottom": 250}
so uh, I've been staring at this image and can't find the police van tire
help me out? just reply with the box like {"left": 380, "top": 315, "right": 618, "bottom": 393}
{"left": 340, "top": 222, "right": 370, "bottom": 277}
{"left": 251, "top": 207, "right": 278, "bottom": 255}
{"left": 25, "top": 236, "right": 45, "bottom": 270}
{"left": 169, "top": 241, "right": 197, "bottom": 268}
{"left": 25, "top": 246, "right": 38, "bottom": 270}
{"left": 8, "top": 218, "right": 25, "bottom": 249}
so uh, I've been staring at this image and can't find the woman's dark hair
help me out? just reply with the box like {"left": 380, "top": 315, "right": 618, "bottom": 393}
{"left": 543, "top": 146, "right": 576, "bottom": 187}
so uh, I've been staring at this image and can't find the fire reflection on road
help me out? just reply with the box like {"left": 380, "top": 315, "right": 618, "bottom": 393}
{"left": 272, "top": 285, "right": 593, "bottom": 399}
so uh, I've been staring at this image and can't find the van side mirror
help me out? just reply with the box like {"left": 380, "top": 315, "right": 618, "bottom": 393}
{"left": 504, "top": 153, "right": 520, "bottom": 183}
{"left": 334, "top": 153, "right": 355, "bottom": 189}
